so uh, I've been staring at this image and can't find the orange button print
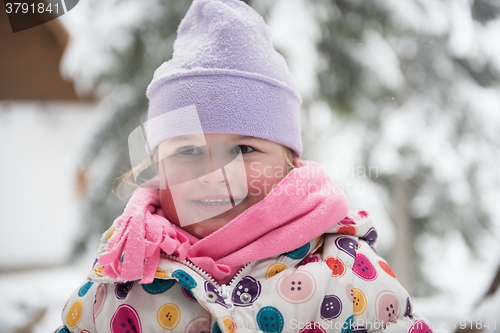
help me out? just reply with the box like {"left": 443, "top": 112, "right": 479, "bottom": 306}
{"left": 378, "top": 260, "right": 397, "bottom": 278}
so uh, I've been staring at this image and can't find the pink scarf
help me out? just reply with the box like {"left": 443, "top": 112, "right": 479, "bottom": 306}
{"left": 99, "top": 160, "right": 348, "bottom": 284}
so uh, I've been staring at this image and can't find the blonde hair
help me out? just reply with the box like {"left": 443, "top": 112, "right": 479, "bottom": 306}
{"left": 115, "top": 146, "right": 298, "bottom": 199}
{"left": 283, "top": 146, "right": 298, "bottom": 173}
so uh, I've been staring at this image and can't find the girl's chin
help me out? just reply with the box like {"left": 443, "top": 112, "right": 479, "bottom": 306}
{"left": 186, "top": 220, "right": 229, "bottom": 238}
{"left": 187, "top": 206, "right": 246, "bottom": 237}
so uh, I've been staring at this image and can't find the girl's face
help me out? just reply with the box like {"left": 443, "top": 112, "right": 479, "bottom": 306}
{"left": 157, "top": 133, "right": 295, "bottom": 238}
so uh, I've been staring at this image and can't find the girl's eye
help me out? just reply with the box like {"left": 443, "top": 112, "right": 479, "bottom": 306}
{"left": 177, "top": 145, "right": 202, "bottom": 155}
{"left": 231, "top": 145, "right": 256, "bottom": 154}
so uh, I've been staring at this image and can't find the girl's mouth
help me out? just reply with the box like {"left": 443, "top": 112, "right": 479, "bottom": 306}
{"left": 191, "top": 198, "right": 244, "bottom": 205}
{"left": 189, "top": 197, "right": 245, "bottom": 215}
{"left": 191, "top": 200, "right": 231, "bottom": 215}
{"left": 195, "top": 198, "right": 233, "bottom": 205}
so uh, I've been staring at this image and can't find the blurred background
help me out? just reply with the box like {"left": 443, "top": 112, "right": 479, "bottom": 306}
{"left": 1, "top": 0, "right": 499, "bottom": 332}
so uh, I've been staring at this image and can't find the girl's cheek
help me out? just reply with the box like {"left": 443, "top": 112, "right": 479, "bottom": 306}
{"left": 246, "top": 171, "right": 281, "bottom": 197}
{"left": 159, "top": 188, "right": 180, "bottom": 225}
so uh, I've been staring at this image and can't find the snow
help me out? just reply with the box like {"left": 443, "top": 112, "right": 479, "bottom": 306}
{"left": 268, "top": 0, "right": 320, "bottom": 99}
{"left": 303, "top": 106, "right": 397, "bottom": 254}
{"left": 383, "top": 0, "right": 450, "bottom": 35}
{"left": 0, "top": 97, "right": 115, "bottom": 332}
{"left": 448, "top": 0, "right": 476, "bottom": 59}
{"left": 352, "top": 29, "right": 406, "bottom": 92}
{"left": 474, "top": 291, "right": 500, "bottom": 331}
{"left": 414, "top": 229, "right": 500, "bottom": 332}
{"left": 480, "top": 19, "right": 500, "bottom": 72}
{"left": 59, "top": 0, "right": 158, "bottom": 95}
{"left": 0, "top": 101, "right": 106, "bottom": 269}
{"left": 0, "top": 244, "right": 98, "bottom": 333}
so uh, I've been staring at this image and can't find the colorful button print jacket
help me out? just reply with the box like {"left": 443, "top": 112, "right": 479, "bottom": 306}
{"left": 58, "top": 212, "right": 432, "bottom": 333}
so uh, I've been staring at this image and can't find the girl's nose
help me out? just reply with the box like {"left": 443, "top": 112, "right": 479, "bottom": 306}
{"left": 197, "top": 168, "right": 229, "bottom": 186}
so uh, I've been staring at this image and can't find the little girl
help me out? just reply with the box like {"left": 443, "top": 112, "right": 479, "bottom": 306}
{"left": 57, "top": 0, "right": 433, "bottom": 332}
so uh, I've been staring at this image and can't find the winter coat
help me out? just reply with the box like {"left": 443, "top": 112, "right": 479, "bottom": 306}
{"left": 57, "top": 212, "right": 432, "bottom": 333}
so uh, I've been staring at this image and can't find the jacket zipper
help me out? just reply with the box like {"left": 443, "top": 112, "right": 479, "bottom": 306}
{"left": 218, "top": 261, "right": 253, "bottom": 311}
{"left": 160, "top": 252, "right": 254, "bottom": 310}
{"left": 219, "top": 284, "right": 233, "bottom": 310}
{"left": 161, "top": 252, "right": 220, "bottom": 286}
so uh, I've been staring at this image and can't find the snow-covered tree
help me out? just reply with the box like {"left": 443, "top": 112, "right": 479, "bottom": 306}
{"left": 310, "top": 0, "right": 500, "bottom": 295}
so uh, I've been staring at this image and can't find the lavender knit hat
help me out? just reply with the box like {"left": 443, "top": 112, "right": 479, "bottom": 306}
{"left": 145, "top": 0, "right": 303, "bottom": 157}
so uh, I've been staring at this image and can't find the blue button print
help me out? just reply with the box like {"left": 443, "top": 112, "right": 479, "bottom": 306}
{"left": 283, "top": 243, "right": 310, "bottom": 260}
{"left": 141, "top": 278, "right": 176, "bottom": 295}
{"left": 172, "top": 269, "right": 197, "bottom": 289}
{"left": 256, "top": 306, "right": 284, "bottom": 333}
{"left": 213, "top": 322, "right": 222, "bottom": 333}
{"left": 77, "top": 281, "right": 94, "bottom": 297}
{"left": 341, "top": 315, "right": 355, "bottom": 333}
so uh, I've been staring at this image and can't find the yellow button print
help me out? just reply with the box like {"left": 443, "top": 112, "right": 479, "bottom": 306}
{"left": 106, "top": 227, "right": 116, "bottom": 241}
{"left": 65, "top": 300, "right": 83, "bottom": 329}
{"left": 265, "top": 263, "right": 288, "bottom": 279}
{"left": 157, "top": 303, "right": 181, "bottom": 330}
{"left": 314, "top": 235, "right": 324, "bottom": 247}
{"left": 223, "top": 316, "right": 236, "bottom": 333}
{"left": 94, "top": 265, "right": 104, "bottom": 277}
{"left": 353, "top": 288, "right": 367, "bottom": 316}
{"left": 155, "top": 267, "right": 168, "bottom": 279}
